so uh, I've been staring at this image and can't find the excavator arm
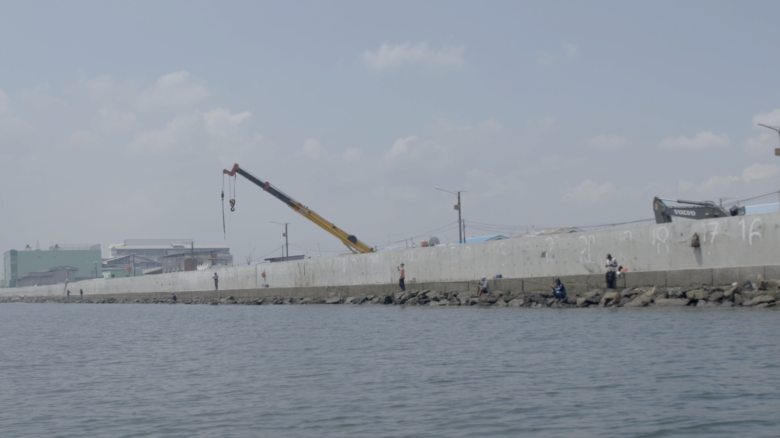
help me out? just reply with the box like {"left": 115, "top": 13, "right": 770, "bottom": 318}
{"left": 223, "top": 164, "right": 374, "bottom": 254}
{"left": 653, "top": 197, "right": 741, "bottom": 224}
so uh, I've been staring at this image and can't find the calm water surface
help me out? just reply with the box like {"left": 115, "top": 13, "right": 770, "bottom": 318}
{"left": 0, "top": 304, "right": 778, "bottom": 437}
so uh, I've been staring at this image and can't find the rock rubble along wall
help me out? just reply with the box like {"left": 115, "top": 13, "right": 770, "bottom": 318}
{"left": 3, "top": 212, "right": 778, "bottom": 297}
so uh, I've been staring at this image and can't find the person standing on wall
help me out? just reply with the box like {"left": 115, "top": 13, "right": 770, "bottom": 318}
{"left": 605, "top": 254, "right": 618, "bottom": 289}
{"left": 213, "top": 272, "right": 219, "bottom": 290}
{"left": 397, "top": 263, "right": 405, "bottom": 291}
{"left": 66, "top": 290, "right": 70, "bottom": 300}
{"left": 79, "top": 289, "right": 83, "bottom": 301}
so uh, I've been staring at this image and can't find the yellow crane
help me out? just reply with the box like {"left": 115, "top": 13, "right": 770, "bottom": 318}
{"left": 223, "top": 163, "right": 374, "bottom": 254}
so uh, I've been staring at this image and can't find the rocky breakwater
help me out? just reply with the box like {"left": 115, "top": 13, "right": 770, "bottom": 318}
{"left": 5, "top": 279, "right": 780, "bottom": 309}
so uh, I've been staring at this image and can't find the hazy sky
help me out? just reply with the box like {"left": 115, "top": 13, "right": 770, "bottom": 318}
{"left": 2, "top": 1, "right": 780, "bottom": 264}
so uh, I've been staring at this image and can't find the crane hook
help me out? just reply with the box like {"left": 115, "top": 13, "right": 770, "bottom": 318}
{"left": 230, "top": 199, "right": 236, "bottom": 212}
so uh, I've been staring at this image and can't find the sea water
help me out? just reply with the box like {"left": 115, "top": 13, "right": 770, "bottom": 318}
{"left": 0, "top": 304, "right": 778, "bottom": 437}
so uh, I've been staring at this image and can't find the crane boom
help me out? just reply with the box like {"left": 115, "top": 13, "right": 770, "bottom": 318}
{"left": 223, "top": 164, "right": 374, "bottom": 254}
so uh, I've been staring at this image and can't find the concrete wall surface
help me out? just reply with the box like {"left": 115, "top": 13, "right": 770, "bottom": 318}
{"left": 3, "top": 211, "right": 778, "bottom": 297}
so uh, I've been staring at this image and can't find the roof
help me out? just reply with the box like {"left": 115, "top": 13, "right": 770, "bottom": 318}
{"left": 456, "top": 235, "right": 508, "bottom": 244}
{"left": 102, "top": 254, "right": 158, "bottom": 264}
{"left": 744, "top": 203, "right": 780, "bottom": 215}
{"left": 513, "top": 227, "right": 582, "bottom": 239}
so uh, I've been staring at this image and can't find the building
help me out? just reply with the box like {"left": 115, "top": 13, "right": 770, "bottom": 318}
{"left": 4, "top": 244, "right": 102, "bottom": 288}
{"left": 160, "top": 250, "right": 233, "bottom": 273}
{"left": 102, "top": 254, "right": 158, "bottom": 278}
{"left": 109, "top": 239, "right": 231, "bottom": 263}
{"left": 18, "top": 266, "right": 78, "bottom": 287}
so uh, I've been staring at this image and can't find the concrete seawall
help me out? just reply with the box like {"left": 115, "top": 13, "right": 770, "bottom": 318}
{"left": 3, "top": 211, "right": 778, "bottom": 298}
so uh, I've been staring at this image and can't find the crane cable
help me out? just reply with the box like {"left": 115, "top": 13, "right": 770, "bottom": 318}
{"left": 221, "top": 174, "right": 227, "bottom": 238}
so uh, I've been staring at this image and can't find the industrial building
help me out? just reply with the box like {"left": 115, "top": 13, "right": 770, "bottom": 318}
{"left": 160, "top": 250, "right": 234, "bottom": 273}
{"left": 109, "top": 239, "right": 232, "bottom": 263}
{"left": 3, "top": 244, "right": 102, "bottom": 288}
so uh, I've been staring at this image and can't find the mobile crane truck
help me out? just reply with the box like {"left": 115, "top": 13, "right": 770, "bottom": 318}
{"left": 223, "top": 164, "right": 374, "bottom": 254}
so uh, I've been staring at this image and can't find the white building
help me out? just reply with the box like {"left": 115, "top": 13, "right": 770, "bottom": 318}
{"left": 108, "top": 239, "right": 232, "bottom": 265}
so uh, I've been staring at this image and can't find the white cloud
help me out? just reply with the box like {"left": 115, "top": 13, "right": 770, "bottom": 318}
{"left": 658, "top": 131, "right": 729, "bottom": 150}
{"left": 383, "top": 136, "right": 446, "bottom": 163}
{"left": 698, "top": 175, "right": 740, "bottom": 192}
{"left": 528, "top": 117, "right": 556, "bottom": 132}
{"left": 93, "top": 107, "right": 137, "bottom": 133}
{"left": 203, "top": 107, "right": 251, "bottom": 140}
{"left": 340, "top": 148, "right": 361, "bottom": 163}
{"left": 563, "top": 180, "right": 616, "bottom": 203}
{"left": 0, "top": 88, "right": 31, "bottom": 132}
{"left": 371, "top": 185, "right": 419, "bottom": 201}
{"left": 743, "top": 132, "right": 775, "bottom": 155}
{"left": 434, "top": 118, "right": 502, "bottom": 133}
{"left": 297, "top": 138, "right": 328, "bottom": 160}
{"left": 135, "top": 71, "right": 209, "bottom": 111}
{"left": 66, "top": 130, "right": 102, "bottom": 148}
{"left": 742, "top": 163, "right": 780, "bottom": 183}
{"left": 753, "top": 108, "right": 780, "bottom": 127}
{"left": 587, "top": 135, "right": 629, "bottom": 151}
{"left": 561, "top": 41, "right": 579, "bottom": 57}
{"left": 537, "top": 51, "right": 555, "bottom": 65}
{"left": 20, "top": 84, "right": 65, "bottom": 109}
{"left": 744, "top": 109, "right": 780, "bottom": 155}
{"left": 362, "top": 43, "right": 464, "bottom": 70}
{"left": 126, "top": 112, "right": 203, "bottom": 154}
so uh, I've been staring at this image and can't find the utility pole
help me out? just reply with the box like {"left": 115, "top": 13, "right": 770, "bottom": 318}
{"left": 132, "top": 254, "right": 135, "bottom": 276}
{"left": 191, "top": 242, "right": 195, "bottom": 271}
{"left": 435, "top": 187, "right": 466, "bottom": 243}
{"left": 270, "top": 221, "right": 291, "bottom": 260}
{"left": 758, "top": 124, "right": 780, "bottom": 206}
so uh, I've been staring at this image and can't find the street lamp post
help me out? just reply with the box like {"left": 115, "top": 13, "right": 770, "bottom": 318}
{"left": 270, "top": 221, "right": 291, "bottom": 260}
{"left": 435, "top": 187, "right": 466, "bottom": 244}
{"left": 758, "top": 124, "right": 780, "bottom": 205}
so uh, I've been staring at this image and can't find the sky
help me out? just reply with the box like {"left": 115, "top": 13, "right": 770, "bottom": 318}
{"left": 1, "top": 0, "right": 780, "bottom": 266}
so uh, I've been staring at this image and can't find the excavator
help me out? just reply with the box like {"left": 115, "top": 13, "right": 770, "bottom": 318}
{"left": 653, "top": 197, "right": 743, "bottom": 224}
{"left": 223, "top": 164, "right": 374, "bottom": 254}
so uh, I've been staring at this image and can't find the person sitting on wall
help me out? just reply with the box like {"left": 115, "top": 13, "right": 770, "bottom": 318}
{"left": 478, "top": 276, "right": 491, "bottom": 296}
{"left": 551, "top": 278, "right": 567, "bottom": 302}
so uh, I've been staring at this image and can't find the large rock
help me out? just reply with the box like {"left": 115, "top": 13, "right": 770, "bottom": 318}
{"left": 325, "top": 297, "right": 342, "bottom": 304}
{"left": 685, "top": 289, "right": 709, "bottom": 300}
{"left": 708, "top": 291, "right": 724, "bottom": 301}
{"left": 405, "top": 297, "right": 419, "bottom": 306}
{"left": 508, "top": 298, "right": 525, "bottom": 307}
{"left": 653, "top": 298, "right": 690, "bottom": 306}
{"left": 576, "top": 297, "right": 590, "bottom": 307}
{"left": 723, "top": 287, "right": 740, "bottom": 298}
{"left": 480, "top": 292, "right": 501, "bottom": 304}
{"left": 583, "top": 291, "right": 601, "bottom": 304}
{"left": 493, "top": 300, "right": 508, "bottom": 307}
{"left": 599, "top": 291, "right": 621, "bottom": 306}
{"left": 623, "top": 296, "right": 652, "bottom": 308}
{"left": 757, "top": 280, "right": 780, "bottom": 291}
{"left": 743, "top": 295, "right": 777, "bottom": 306}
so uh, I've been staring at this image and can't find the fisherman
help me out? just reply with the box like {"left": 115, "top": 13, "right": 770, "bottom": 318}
{"left": 79, "top": 289, "right": 83, "bottom": 300}
{"left": 171, "top": 292, "right": 177, "bottom": 302}
{"left": 478, "top": 276, "right": 491, "bottom": 296}
{"left": 213, "top": 272, "right": 219, "bottom": 290}
{"left": 551, "top": 278, "right": 566, "bottom": 302}
{"left": 66, "top": 289, "right": 70, "bottom": 300}
{"left": 397, "top": 263, "right": 405, "bottom": 291}
{"left": 605, "top": 254, "right": 618, "bottom": 289}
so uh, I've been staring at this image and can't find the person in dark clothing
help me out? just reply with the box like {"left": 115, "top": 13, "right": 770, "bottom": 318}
{"left": 79, "top": 289, "right": 83, "bottom": 300}
{"left": 551, "top": 278, "right": 567, "bottom": 302}
{"left": 213, "top": 273, "right": 219, "bottom": 290}
{"left": 66, "top": 290, "right": 70, "bottom": 300}
{"left": 397, "top": 263, "right": 405, "bottom": 291}
{"left": 171, "top": 292, "right": 177, "bottom": 302}
{"left": 605, "top": 254, "right": 618, "bottom": 289}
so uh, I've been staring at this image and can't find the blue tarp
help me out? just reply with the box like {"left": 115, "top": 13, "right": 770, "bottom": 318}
{"left": 744, "top": 203, "right": 780, "bottom": 215}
